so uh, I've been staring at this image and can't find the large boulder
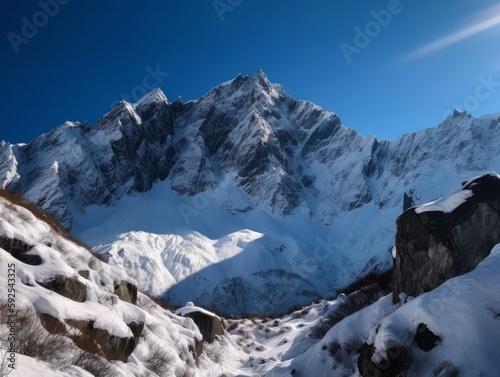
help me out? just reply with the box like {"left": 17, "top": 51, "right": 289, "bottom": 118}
{"left": 113, "top": 280, "right": 137, "bottom": 304}
{"left": 0, "top": 236, "right": 42, "bottom": 265}
{"left": 40, "top": 313, "right": 143, "bottom": 362}
{"left": 68, "top": 318, "right": 143, "bottom": 362}
{"left": 176, "top": 304, "right": 224, "bottom": 343}
{"left": 393, "top": 173, "right": 500, "bottom": 302}
{"left": 185, "top": 311, "right": 224, "bottom": 343}
{"left": 38, "top": 275, "right": 87, "bottom": 302}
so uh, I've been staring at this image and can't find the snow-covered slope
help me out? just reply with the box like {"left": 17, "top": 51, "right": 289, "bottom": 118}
{"left": 2, "top": 168, "right": 500, "bottom": 376}
{"left": 2, "top": 72, "right": 500, "bottom": 314}
{"left": 264, "top": 245, "right": 500, "bottom": 377}
{"left": 76, "top": 178, "right": 396, "bottom": 315}
{"left": 0, "top": 191, "right": 219, "bottom": 376}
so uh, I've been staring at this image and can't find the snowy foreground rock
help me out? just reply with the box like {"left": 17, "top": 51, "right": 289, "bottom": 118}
{"left": 393, "top": 172, "right": 500, "bottom": 301}
{"left": 266, "top": 176, "right": 500, "bottom": 376}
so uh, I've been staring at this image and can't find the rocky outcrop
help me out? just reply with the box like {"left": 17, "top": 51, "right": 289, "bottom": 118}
{"left": 393, "top": 173, "right": 500, "bottom": 301}
{"left": 414, "top": 323, "right": 441, "bottom": 352}
{"left": 114, "top": 281, "right": 137, "bottom": 305}
{"left": 0, "top": 236, "right": 41, "bottom": 265}
{"left": 36, "top": 258, "right": 138, "bottom": 306}
{"left": 39, "top": 313, "right": 144, "bottom": 362}
{"left": 78, "top": 270, "right": 90, "bottom": 279}
{"left": 184, "top": 311, "right": 224, "bottom": 343}
{"left": 38, "top": 275, "right": 87, "bottom": 302}
{"left": 0, "top": 185, "right": 201, "bottom": 375}
{"left": 358, "top": 343, "right": 412, "bottom": 377}
{"left": 43, "top": 314, "right": 143, "bottom": 362}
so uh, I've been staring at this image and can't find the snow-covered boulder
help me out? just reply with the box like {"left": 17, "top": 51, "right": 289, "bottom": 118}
{"left": 176, "top": 304, "right": 224, "bottom": 343}
{"left": 38, "top": 275, "right": 87, "bottom": 302}
{"left": 393, "top": 173, "right": 500, "bottom": 301}
{"left": 113, "top": 280, "right": 137, "bottom": 304}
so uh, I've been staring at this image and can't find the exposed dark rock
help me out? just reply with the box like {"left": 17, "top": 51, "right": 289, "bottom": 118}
{"left": 414, "top": 323, "right": 441, "bottom": 352}
{"left": 189, "top": 338, "right": 204, "bottom": 359}
{"left": 39, "top": 313, "right": 66, "bottom": 334}
{"left": 114, "top": 281, "right": 137, "bottom": 304}
{"left": 78, "top": 270, "right": 90, "bottom": 279}
{"left": 0, "top": 236, "right": 42, "bottom": 265}
{"left": 184, "top": 311, "right": 224, "bottom": 343}
{"left": 301, "top": 116, "right": 342, "bottom": 156}
{"left": 38, "top": 275, "right": 87, "bottom": 302}
{"left": 126, "top": 321, "right": 145, "bottom": 346}
{"left": 393, "top": 174, "right": 500, "bottom": 302}
{"left": 66, "top": 319, "right": 143, "bottom": 362}
{"left": 403, "top": 192, "right": 415, "bottom": 211}
{"left": 39, "top": 313, "right": 144, "bottom": 362}
{"left": 358, "top": 342, "right": 412, "bottom": 377}
{"left": 0, "top": 235, "right": 31, "bottom": 253}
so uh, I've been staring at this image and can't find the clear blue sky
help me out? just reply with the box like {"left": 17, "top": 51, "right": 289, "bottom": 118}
{"left": 2, "top": 0, "right": 500, "bottom": 143}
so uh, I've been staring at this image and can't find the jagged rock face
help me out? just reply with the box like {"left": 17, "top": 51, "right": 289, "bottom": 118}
{"left": 393, "top": 173, "right": 500, "bottom": 301}
{"left": 1, "top": 74, "right": 500, "bottom": 229}
{"left": 403, "top": 192, "right": 414, "bottom": 211}
{"left": 0, "top": 90, "right": 175, "bottom": 229}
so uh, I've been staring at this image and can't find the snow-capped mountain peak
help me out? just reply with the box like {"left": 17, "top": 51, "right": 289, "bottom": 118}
{"left": 134, "top": 87, "right": 169, "bottom": 108}
{"left": 2, "top": 72, "right": 500, "bottom": 315}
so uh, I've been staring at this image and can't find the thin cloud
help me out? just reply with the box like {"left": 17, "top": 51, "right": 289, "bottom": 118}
{"left": 403, "top": 4, "right": 500, "bottom": 61}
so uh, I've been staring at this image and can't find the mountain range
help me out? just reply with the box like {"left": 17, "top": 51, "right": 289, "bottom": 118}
{"left": 2, "top": 71, "right": 500, "bottom": 315}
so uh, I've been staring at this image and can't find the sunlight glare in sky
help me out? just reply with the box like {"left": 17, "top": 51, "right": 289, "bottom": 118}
{"left": 404, "top": 4, "right": 500, "bottom": 61}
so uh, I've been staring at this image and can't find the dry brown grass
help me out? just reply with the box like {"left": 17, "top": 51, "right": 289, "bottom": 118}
{"left": 0, "top": 301, "right": 119, "bottom": 376}
{"left": 72, "top": 350, "right": 119, "bottom": 377}
{"left": 1, "top": 303, "right": 71, "bottom": 369}
{"left": 147, "top": 338, "right": 175, "bottom": 376}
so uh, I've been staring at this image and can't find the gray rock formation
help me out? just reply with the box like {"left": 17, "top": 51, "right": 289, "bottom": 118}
{"left": 38, "top": 275, "right": 87, "bottom": 302}
{"left": 40, "top": 313, "right": 144, "bottom": 362}
{"left": 184, "top": 311, "right": 224, "bottom": 343}
{"left": 0, "top": 236, "right": 41, "bottom": 265}
{"left": 114, "top": 281, "right": 137, "bottom": 304}
{"left": 73, "top": 318, "right": 142, "bottom": 362}
{"left": 393, "top": 173, "right": 500, "bottom": 302}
